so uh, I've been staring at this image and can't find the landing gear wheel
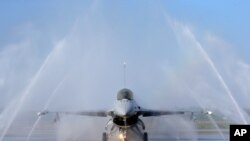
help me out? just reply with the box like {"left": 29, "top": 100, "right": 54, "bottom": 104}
{"left": 143, "top": 132, "right": 148, "bottom": 141}
{"left": 102, "top": 132, "right": 107, "bottom": 141}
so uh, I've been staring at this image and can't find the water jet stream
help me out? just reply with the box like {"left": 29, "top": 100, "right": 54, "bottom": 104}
{"left": 26, "top": 116, "right": 41, "bottom": 141}
{"left": 207, "top": 115, "right": 226, "bottom": 140}
{"left": 190, "top": 36, "right": 248, "bottom": 124}
{"left": 26, "top": 76, "right": 68, "bottom": 141}
{"left": 186, "top": 87, "right": 226, "bottom": 140}
{"left": 0, "top": 44, "right": 63, "bottom": 141}
{"left": 171, "top": 21, "right": 248, "bottom": 124}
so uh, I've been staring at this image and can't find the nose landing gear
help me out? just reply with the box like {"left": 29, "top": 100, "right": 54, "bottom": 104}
{"left": 103, "top": 118, "right": 148, "bottom": 141}
{"left": 103, "top": 130, "right": 148, "bottom": 141}
{"left": 118, "top": 128, "right": 127, "bottom": 141}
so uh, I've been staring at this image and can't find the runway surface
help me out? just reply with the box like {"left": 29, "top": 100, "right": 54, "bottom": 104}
{"left": 2, "top": 137, "right": 229, "bottom": 141}
{"left": 2, "top": 131, "right": 229, "bottom": 141}
{"left": 0, "top": 114, "right": 230, "bottom": 141}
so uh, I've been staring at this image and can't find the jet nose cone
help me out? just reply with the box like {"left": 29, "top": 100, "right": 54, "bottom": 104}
{"left": 115, "top": 99, "right": 133, "bottom": 117}
{"left": 119, "top": 110, "right": 127, "bottom": 116}
{"left": 119, "top": 106, "right": 131, "bottom": 116}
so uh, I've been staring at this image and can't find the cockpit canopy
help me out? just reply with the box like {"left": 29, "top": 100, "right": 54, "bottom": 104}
{"left": 117, "top": 88, "right": 134, "bottom": 100}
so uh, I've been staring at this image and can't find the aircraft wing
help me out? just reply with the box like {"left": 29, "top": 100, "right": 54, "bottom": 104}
{"left": 138, "top": 108, "right": 213, "bottom": 118}
{"left": 37, "top": 110, "right": 108, "bottom": 117}
{"left": 138, "top": 109, "right": 185, "bottom": 117}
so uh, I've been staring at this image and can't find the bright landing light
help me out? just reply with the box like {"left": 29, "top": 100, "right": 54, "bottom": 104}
{"left": 119, "top": 133, "right": 124, "bottom": 139}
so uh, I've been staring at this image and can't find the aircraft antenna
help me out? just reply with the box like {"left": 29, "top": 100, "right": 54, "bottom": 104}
{"left": 123, "top": 62, "right": 127, "bottom": 88}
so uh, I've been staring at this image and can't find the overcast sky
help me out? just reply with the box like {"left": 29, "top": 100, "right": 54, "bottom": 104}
{"left": 0, "top": 0, "right": 250, "bottom": 61}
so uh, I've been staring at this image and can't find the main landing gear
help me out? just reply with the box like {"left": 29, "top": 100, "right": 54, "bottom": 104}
{"left": 102, "top": 132, "right": 107, "bottom": 141}
{"left": 143, "top": 132, "right": 148, "bottom": 141}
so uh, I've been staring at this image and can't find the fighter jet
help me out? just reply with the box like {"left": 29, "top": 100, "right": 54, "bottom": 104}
{"left": 37, "top": 88, "right": 192, "bottom": 141}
